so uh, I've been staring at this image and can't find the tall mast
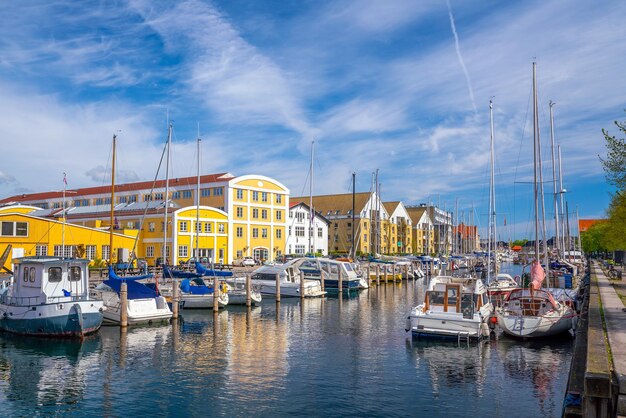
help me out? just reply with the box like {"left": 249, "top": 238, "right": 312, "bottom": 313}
{"left": 576, "top": 206, "right": 581, "bottom": 255}
{"left": 62, "top": 172, "right": 67, "bottom": 258}
{"left": 558, "top": 145, "right": 566, "bottom": 257}
{"left": 163, "top": 123, "right": 172, "bottom": 266}
{"left": 195, "top": 133, "right": 201, "bottom": 259}
{"left": 549, "top": 101, "right": 561, "bottom": 259}
{"left": 109, "top": 134, "right": 116, "bottom": 264}
{"left": 309, "top": 140, "right": 314, "bottom": 255}
{"left": 537, "top": 99, "right": 549, "bottom": 282}
{"left": 488, "top": 98, "right": 496, "bottom": 283}
{"left": 532, "top": 62, "right": 540, "bottom": 262}
{"left": 351, "top": 172, "right": 356, "bottom": 258}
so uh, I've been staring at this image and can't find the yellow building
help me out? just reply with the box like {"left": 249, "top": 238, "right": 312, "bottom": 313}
{"left": 406, "top": 206, "right": 435, "bottom": 255}
{"left": 0, "top": 205, "right": 137, "bottom": 271}
{"left": 0, "top": 172, "right": 289, "bottom": 265}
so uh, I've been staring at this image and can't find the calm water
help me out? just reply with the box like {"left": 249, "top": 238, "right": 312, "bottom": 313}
{"left": 0, "top": 264, "right": 572, "bottom": 417}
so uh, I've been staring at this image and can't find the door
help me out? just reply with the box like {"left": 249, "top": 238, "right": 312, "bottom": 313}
{"left": 444, "top": 284, "right": 461, "bottom": 313}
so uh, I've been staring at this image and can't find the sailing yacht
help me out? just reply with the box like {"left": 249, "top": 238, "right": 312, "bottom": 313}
{"left": 496, "top": 63, "right": 574, "bottom": 338}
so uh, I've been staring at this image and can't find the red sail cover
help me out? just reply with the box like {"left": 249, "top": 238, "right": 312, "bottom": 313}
{"left": 531, "top": 260, "right": 545, "bottom": 290}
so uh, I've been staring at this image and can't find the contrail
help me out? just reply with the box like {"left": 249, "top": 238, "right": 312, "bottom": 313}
{"left": 446, "top": 0, "right": 477, "bottom": 113}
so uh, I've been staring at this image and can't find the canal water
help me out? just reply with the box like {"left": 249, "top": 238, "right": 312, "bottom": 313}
{"left": 0, "top": 264, "right": 572, "bottom": 417}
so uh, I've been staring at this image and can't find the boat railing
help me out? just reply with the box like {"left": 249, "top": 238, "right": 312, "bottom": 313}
{"left": 0, "top": 293, "right": 90, "bottom": 306}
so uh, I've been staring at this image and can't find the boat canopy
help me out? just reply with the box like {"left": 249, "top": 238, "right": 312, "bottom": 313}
{"left": 163, "top": 265, "right": 202, "bottom": 279}
{"left": 195, "top": 262, "right": 233, "bottom": 277}
{"left": 104, "top": 267, "right": 157, "bottom": 300}
{"left": 180, "top": 278, "right": 214, "bottom": 295}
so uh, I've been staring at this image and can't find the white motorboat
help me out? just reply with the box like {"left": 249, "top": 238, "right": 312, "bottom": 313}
{"left": 496, "top": 287, "right": 574, "bottom": 338}
{"left": 224, "top": 277, "right": 262, "bottom": 305}
{"left": 251, "top": 263, "right": 325, "bottom": 297}
{"left": 488, "top": 273, "right": 520, "bottom": 308}
{"left": 0, "top": 257, "right": 103, "bottom": 337}
{"left": 405, "top": 275, "right": 494, "bottom": 341}
{"left": 91, "top": 267, "right": 172, "bottom": 325}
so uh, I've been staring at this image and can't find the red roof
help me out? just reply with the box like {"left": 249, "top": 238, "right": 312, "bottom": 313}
{"left": 0, "top": 173, "right": 234, "bottom": 204}
{"left": 578, "top": 219, "right": 607, "bottom": 232}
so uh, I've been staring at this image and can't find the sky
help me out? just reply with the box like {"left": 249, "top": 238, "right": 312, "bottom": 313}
{"left": 0, "top": 0, "right": 624, "bottom": 241}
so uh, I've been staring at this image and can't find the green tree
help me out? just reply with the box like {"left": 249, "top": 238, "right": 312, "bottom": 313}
{"left": 581, "top": 222, "right": 610, "bottom": 253}
{"left": 600, "top": 115, "right": 626, "bottom": 190}
{"left": 605, "top": 191, "right": 626, "bottom": 250}
{"left": 512, "top": 239, "right": 528, "bottom": 247}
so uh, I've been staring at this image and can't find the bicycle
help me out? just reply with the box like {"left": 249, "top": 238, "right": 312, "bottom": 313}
{"left": 607, "top": 265, "right": 618, "bottom": 279}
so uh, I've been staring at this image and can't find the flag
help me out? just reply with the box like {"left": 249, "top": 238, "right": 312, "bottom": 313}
{"left": 63, "top": 172, "right": 68, "bottom": 186}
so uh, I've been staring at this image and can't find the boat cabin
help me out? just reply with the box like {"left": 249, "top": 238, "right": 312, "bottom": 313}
{"left": 424, "top": 277, "right": 488, "bottom": 319}
{"left": 7, "top": 257, "right": 89, "bottom": 305}
{"left": 252, "top": 264, "right": 301, "bottom": 283}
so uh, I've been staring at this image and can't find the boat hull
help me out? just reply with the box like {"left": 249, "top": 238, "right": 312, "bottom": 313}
{"left": 407, "top": 312, "right": 490, "bottom": 341}
{"left": 254, "top": 280, "right": 325, "bottom": 297}
{"left": 0, "top": 301, "right": 103, "bottom": 337}
{"left": 226, "top": 290, "right": 262, "bottom": 305}
{"left": 181, "top": 293, "right": 229, "bottom": 309}
{"left": 497, "top": 310, "right": 573, "bottom": 338}
{"left": 95, "top": 291, "right": 173, "bottom": 325}
{"left": 322, "top": 278, "right": 361, "bottom": 290}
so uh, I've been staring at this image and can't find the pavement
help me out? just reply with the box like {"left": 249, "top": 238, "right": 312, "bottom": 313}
{"left": 592, "top": 261, "right": 626, "bottom": 415}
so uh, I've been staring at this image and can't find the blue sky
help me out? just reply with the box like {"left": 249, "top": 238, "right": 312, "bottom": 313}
{"left": 0, "top": 0, "right": 624, "bottom": 240}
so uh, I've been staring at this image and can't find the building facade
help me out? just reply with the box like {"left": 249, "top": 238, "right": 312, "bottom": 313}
{"left": 286, "top": 202, "right": 329, "bottom": 256}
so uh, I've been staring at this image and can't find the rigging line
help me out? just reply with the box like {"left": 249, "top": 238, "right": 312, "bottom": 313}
{"left": 128, "top": 135, "right": 169, "bottom": 263}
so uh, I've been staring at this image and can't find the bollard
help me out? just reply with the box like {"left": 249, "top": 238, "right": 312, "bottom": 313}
{"left": 384, "top": 266, "right": 389, "bottom": 283}
{"left": 366, "top": 265, "right": 371, "bottom": 286}
{"left": 213, "top": 276, "right": 219, "bottom": 310}
{"left": 392, "top": 264, "right": 396, "bottom": 282}
{"left": 320, "top": 271, "right": 325, "bottom": 292}
{"left": 275, "top": 272, "right": 281, "bottom": 303}
{"left": 376, "top": 265, "right": 380, "bottom": 286}
{"left": 300, "top": 271, "right": 305, "bottom": 299}
{"left": 405, "top": 264, "right": 409, "bottom": 280}
{"left": 172, "top": 280, "right": 179, "bottom": 320}
{"left": 338, "top": 268, "right": 343, "bottom": 295}
{"left": 246, "top": 274, "right": 251, "bottom": 307}
{"left": 120, "top": 281, "right": 128, "bottom": 327}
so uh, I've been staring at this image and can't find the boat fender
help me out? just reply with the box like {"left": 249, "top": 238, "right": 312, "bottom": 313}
{"left": 488, "top": 316, "right": 497, "bottom": 330}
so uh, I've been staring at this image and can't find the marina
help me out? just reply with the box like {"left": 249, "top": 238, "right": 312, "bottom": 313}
{"left": 0, "top": 262, "right": 578, "bottom": 417}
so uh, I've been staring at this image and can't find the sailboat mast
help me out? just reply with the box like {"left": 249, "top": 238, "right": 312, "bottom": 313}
{"left": 309, "top": 140, "right": 314, "bottom": 255}
{"left": 488, "top": 98, "right": 495, "bottom": 283}
{"left": 558, "top": 145, "right": 566, "bottom": 257}
{"left": 532, "top": 62, "right": 540, "bottom": 261}
{"left": 195, "top": 135, "right": 201, "bottom": 259}
{"left": 549, "top": 101, "right": 561, "bottom": 259}
{"left": 163, "top": 123, "right": 172, "bottom": 266}
{"left": 352, "top": 172, "right": 356, "bottom": 258}
{"left": 109, "top": 134, "right": 116, "bottom": 264}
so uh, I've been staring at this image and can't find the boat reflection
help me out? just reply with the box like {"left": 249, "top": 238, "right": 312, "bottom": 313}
{"left": 0, "top": 333, "right": 101, "bottom": 412}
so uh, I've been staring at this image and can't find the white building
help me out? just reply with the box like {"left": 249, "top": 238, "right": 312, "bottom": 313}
{"left": 286, "top": 202, "right": 329, "bottom": 256}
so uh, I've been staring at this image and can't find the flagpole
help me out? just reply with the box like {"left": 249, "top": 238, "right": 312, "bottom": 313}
{"left": 62, "top": 172, "right": 67, "bottom": 258}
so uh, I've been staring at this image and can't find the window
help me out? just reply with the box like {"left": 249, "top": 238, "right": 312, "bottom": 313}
{"left": 276, "top": 229, "right": 282, "bottom": 239}
{"left": 182, "top": 190, "right": 192, "bottom": 199}
{"left": 262, "top": 228, "right": 268, "bottom": 238}
{"left": 252, "top": 191, "right": 259, "bottom": 201}
{"left": 236, "top": 227, "right": 243, "bottom": 238}
{"left": 95, "top": 198, "right": 104, "bottom": 205}
{"left": 261, "top": 209, "right": 268, "bottom": 219}
{"left": 53, "top": 202, "right": 61, "bottom": 209}
{"left": 334, "top": 223, "right": 338, "bottom": 228}
{"left": 236, "top": 189, "right": 243, "bottom": 199}
{"left": 236, "top": 207, "right": 243, "bottom": 217}
{"left": 54, "top": 245, "right": 74, "bottom": 258}
{"left": 204, "top": 223, "right": 212, "bottom": 233}
{"left": 276, "top": 210, "right": 282, "bottom": 220}
{"left": 295, "top": 226, "right": 305, "bottom": 237}
{"left": 129, "top": 195, "right": 137, "bottom": 203}
{"left": 148, "top": 222, "right": 155, "bottom": 232}
{"left": 334, "top": 234, "right": 338, "bottom": 242}
{"left": 201, "top": 188, "right": 211, "bottom": 197}
{"left": 261, "top": 192, "right": 268, "bottom": 202}
{"left": 252, "top": 209, "right": 259, "bottom": 218}
{"left": 154, "top": 192, "right": 164, "bottom": 201}
{"left": 86, "top": 245, "right": 96, "bottom": 260}
{"left": 195, "top": 222, "right": 201, "bottom": 233}
{"left": 48, "top": 267, "right": 62, "bottom": 283}
{"left": 236, "top": 250, "right": 243, "bottom": 258}
{"left": 146, "top": 245, "right": 154, "bottom": 258}
{"left": 143, "top": 194, "right": 152, "bottom": 201}
{"left": 104, "top": 197, "right": 111, "bottom": 205}
{"left": 296, "top": 212, "right": 305, "bottom": 222}
{"left": 162, "top": 245, "right": 170, "bottom": 257}
{"left": 172, "top": 191, "right": 181, "bottom": 199}
{"left": 35, "top": 245, "right": 48, "bottom": 256}
{"left": 178, "top": 245, "right": 188, "bottom": 258}
{"left": 118, "top": 196, "right": 127, "bottom": 204}
{"left": 213, "top": 187, "right": 223, "bottom": 196}
{"left": 252, "top": 228, "right": 259, "bottom": 238}
{"left": 276, "top": 194, "right": 282, "bottom": 204}
{"left": 179, "top": 221, "right": 188, "bottom": 232}
{"left": 1, "top": 222, "right": 29, "bottom": 237}
{"left": 295, "top": 245, "right": 305, "bottom": 255}
{"left": 218, "top": 224, "right": 225, "bottom": 233}
{"left": 318, "top": 227, "right": 323, "bottom": 238}
{"left": 69, "top": 266, "right": 81, "bottom": 282}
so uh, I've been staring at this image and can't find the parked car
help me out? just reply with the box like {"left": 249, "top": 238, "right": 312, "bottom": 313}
{"left": 233, "top": 257, "right": 256, "bottom": 267}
